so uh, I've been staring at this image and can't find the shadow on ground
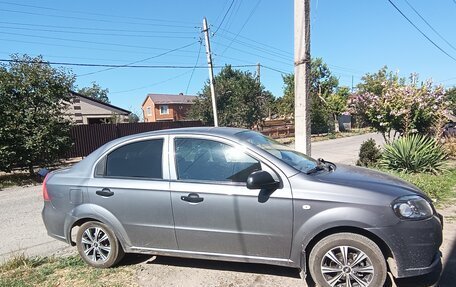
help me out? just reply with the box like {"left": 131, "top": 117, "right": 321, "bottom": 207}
{"left": 120, "top": 254, "right": 449, "bottom": 287}
{"left": 439, "top": 238, "right": 456, "bottom": 287}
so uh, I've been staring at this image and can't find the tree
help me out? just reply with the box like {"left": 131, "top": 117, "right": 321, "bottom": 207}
{"left": 128, "top": 112, "right": 140, "bottom": 123}
{"left": 351, "top": 78, "right": 447, "bottom": 143}
{"left": 77, "top": 82, "right": 110, "bottom": 104}
{"left": 323, "top": 88, "right": 349, "bottom": 132}
{"left": 447, "top": 86, "right": 456, "bottom": 116}
{"left": 189, "top": 65, "right": 272, "bottom": 128}
{"left": 0, "top": 55, "right": 75, "bottom": 174}
{"left": 356, "top": 66, "right": 402, "bottom": 95}
{"left": 277, "top": 58, "right": 339, "bottom": 133}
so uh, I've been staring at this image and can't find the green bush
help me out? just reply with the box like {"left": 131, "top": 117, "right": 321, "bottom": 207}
{"left": 357, "top": 138, "right": 382, "bottom": 167}
{"left": 381, "top": 134, "right": 447, "bottom": 173}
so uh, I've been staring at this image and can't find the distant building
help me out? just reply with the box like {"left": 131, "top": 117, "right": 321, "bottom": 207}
{"left": 67, "top": 91, "right": 131, "bottom": 124}
{"left": 142, "top": 93, "right": 196, "bottom": 122}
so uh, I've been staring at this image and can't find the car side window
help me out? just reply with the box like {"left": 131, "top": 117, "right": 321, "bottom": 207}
{"left": 175, "top": 138, "right": 261, "bottom": 183}
{"left": 105, "top": 139, "right": 163, "bottom": 179}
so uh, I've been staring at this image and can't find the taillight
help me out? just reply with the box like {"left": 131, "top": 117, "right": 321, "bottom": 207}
{"left": 42, "top": 174, "right": 51, "bottom": 201}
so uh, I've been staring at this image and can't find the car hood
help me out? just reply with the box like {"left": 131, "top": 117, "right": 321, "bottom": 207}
{"left": 310, "top": 164, "right": 426, "bottom": 199}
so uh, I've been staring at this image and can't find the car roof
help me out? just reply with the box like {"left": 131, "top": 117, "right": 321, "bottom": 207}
{"left": 119, "top": 126, "right": 247, "bottom": 140}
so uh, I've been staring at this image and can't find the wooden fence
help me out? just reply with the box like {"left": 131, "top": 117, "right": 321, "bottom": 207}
{"left": 67, "top": 121, "right": 203, "bottom": 158}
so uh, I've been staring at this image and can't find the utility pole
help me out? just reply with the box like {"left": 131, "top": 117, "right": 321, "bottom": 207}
{"left": 256, "top": 63, "right": 261, "bottom": 83}
{"left": 294, "top": 0, "right": 311, "bottom": 155}
{"left": 202, "top": 17, "right": 218, "bottom": 127}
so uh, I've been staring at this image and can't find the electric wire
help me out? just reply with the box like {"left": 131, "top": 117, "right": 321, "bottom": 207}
{"left": 403, "top": 0, "right": 456, "bottom": 53}
{"left": 387, "top": 0, "right": 456, "bottom": 62}
{"left": 111, "top": 71, "right": 193, "bottom": 94}
{"left": 0, "top": 1, "right": 197, "bottom": 25}
{"left": 0, "top": 31, "right": 198, "bottom": 52}
{"left": 185, "top": 40, "right": 203, "bottom": 94}
{"left": 0, "top": 58, "right": 256, "bottom": 70}
{"left": 213, "top": 0, "right": 235, "bottom": 36}
{"left": 221, "top": 0, "right": 261, "bottom": 55}
{"left": 0, "top": 21, "right": 196, "bottom": 34}
{"left": 0, "top": 26, "right": 196, "bottom": 39}
{"left": 0, "top": 8, "right": 197, "bottom": 29}
{"left": 76, "top": 42, "right": 198, "bottom": 77}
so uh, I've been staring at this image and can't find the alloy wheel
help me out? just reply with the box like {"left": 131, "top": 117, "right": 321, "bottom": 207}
{"left": 320, "top": 245, "right": 375, "bottom": 287}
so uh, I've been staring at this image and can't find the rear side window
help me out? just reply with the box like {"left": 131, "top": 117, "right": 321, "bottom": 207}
{"left": 105, "top": 139, "right": 163, "bottom": 179}
{"left": 175, "top": 138, "right": 261, "bottom": 183}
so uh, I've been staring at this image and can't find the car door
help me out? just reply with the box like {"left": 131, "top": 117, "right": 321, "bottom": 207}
{"left": 87, "top": 136, "right": 178, "bottom": 250}
{"left": 169, "top": 135, "right": 293, "bottom": 260}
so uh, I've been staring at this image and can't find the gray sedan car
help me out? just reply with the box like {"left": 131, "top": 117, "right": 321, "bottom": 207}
{"left": 42, "top": 127, "right": 442, "bottom": 287}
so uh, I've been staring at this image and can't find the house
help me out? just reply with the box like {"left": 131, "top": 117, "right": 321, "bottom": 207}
{"left": 67, "top": 91, "right": 131, "bottom": 124}
{"left": 142, "top": 93, "right": 196, "bottom": 122}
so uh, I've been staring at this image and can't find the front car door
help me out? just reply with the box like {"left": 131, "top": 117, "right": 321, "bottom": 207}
{"left": 87, "top": 136, "right": 177, "bottom": 250}
{"left": 169, "top": 135, "right": 293, "bottom": 261}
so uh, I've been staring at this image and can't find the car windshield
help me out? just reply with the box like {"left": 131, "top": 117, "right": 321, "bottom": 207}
{"left": 235, "top": 131, "right": 318, "bottom": 173}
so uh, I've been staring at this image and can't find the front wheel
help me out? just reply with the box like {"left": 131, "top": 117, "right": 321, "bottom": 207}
{"left": 76, "top": 221, "right": 125, "bottom": 268}
{"left": 308, "top": 233, "right": 387, "bottom": 287}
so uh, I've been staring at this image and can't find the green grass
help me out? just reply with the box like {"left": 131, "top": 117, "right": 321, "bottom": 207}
{"left": 0, "top": 254, "right": 137, "bottom": 287}
{"left": 380, "top": 167, "right": 456, "bottom": 206}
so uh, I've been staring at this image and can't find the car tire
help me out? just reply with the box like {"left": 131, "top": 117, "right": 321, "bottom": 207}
{"left": 308, "top": 233, "right": 387, "bottom": 287}
{"left": 76, "top": 221, "right": 125, "bottom": 268}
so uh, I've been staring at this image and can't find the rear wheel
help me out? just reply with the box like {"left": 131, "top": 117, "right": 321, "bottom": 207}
{"left": 308, "top": 233, "right": 387, "bottom": 287}
{"left": 76, "top": 221, "right": 124, "bottom": 268}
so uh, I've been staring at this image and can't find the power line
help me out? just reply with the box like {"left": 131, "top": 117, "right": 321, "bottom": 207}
{"left": 387, "top": 0, "right": 456, "bottom": 62}
{"left": 220, "top": 28, "right": 291, "bottom": 56}
{"left": 0, "top": 25, "right": 196, "bottom": 39}
{"left": 0, "top": 58, "right": 256, "bottom": 69}
{"left": 186, "top": 40, "right": 204, "bottom": 94}
{"left": 0, "top": 21, "right": 196, "bottom": 34}
{"left": 213, "top": 40, "right": 291, "bottom": 66}
{"left": 0, "top": 8, "right": 197, "bottom": 29}
{"left": 0, "top": 31, "right": 198, "bottom": 53}
{"left": 217, "top": 33, "right": 291, "bottom": 62}
{"left": 213, "top": 0, "right": 235, "bottom": 36}
{"left": 403, "top": 0, "right": 456, "bottom": 53}
{"left": 261, "top": 64, "right": 289, "bottom": 74}
{"left": 111, "top": 71, "right": 193, "bottom": 94}
{"left": 0, "top": 1, "right": 197, "bottom": 25}
{"left": 77, "top": 42, "right": 198, "bottom": 76}
{"left": 221, "top": 0, "right": 261, "bottom": 55}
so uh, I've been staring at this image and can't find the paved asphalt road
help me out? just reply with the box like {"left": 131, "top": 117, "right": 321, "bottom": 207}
{"left": 0, "top": 132, "right": 454, "bottom": 286}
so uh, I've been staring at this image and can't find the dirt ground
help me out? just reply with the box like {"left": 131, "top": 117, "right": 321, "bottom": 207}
{"left": 134, "top": 205, "right": 456, "bottom": 287}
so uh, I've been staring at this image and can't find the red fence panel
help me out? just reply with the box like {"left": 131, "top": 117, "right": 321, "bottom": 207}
{"left": 67, "top": 120, "right": 203, "bottom": 158}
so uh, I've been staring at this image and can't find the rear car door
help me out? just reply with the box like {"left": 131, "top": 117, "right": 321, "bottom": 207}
{"left": 169, "top": 135, "right": 293, "bottom": 260}
{"left": 87, "top": 136, "right": 177, "bottom": 250}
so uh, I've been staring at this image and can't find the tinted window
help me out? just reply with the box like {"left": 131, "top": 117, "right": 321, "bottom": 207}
{"left": 175, "top": 138, "right": 260, "bottom": 182}
{"left": 106, "top": 139, "right": 163, "bottom": 179}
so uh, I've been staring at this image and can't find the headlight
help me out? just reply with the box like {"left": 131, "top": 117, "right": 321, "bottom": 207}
{"left": 392, "top": 195, "right": 433, "bottom": 220}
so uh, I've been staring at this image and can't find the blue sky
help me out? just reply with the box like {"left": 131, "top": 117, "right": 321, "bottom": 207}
{"left": 1, "top": 0, "right": 456, "bottom": 116}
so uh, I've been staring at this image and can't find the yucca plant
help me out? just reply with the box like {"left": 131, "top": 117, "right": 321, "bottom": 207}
{"left": 381, "top": 134, "right": 447, "bottom": 173}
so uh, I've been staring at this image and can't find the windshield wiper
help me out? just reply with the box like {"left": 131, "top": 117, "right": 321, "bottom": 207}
{"left": 306, "top": 158, "right": 336, "bottom": 174}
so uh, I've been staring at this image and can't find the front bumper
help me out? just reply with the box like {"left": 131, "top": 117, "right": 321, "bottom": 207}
{"left": 367, "top": 213, "right": 443, "bottom": 278}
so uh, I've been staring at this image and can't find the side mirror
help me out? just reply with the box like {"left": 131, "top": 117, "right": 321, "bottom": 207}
{"left": 246, "top": 170, "right": 280, "bottom": 190}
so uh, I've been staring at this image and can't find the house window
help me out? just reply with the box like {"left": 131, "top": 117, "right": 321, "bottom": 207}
{"left": 146, "top": 106, "right": 152, "bottom": 116}
{"left": 160, "top": 105, "right": 169, "bottom": 115}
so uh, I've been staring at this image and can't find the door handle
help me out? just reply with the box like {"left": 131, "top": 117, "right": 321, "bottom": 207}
{"left": 181, "top": 193, "right": 204, "bottom": 203}
{"left": 96, "top": 188, "right": 114, "bottom": 197}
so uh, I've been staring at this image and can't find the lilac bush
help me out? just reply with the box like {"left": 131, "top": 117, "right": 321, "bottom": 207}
{"left": 350, "top": 80, "right": 447, "bottom": 143}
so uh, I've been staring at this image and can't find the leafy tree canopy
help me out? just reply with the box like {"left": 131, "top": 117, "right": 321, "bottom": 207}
{"left": 447, "top": 86, "right": 456, "bottom": 116}
{"left": 0, "top": 54, "right": 75, "bottom": 174}
{"left": 356, "top": 66, "right": 402, "bottom": 95}
{"left": 189, "top": 65, "right": 272, "bottom": 128}
{"left": 77, "top": 82, "right": 110, "bottom": 104}
{"left": 278, "top": 57, "right": 339, "bottom": 117}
